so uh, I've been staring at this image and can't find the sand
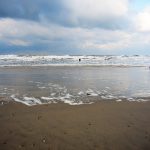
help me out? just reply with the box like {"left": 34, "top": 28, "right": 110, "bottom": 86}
{"left": 0, "top": 100, "right": 150, "bottom": 150}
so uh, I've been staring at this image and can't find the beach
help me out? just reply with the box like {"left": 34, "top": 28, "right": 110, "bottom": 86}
{"left": 0, "top": 100, "right": 150, "bottom": 150}
{"left": 1, "top": 0, "right": 150, "bottom": 147}
{"left": 0, "top": 62, "right": 150, "bottom": 150}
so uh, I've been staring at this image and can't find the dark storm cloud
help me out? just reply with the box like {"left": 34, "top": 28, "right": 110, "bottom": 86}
{"left": 0, "top": 0, "right": 63, "bottom": 21}
{"left": 0, "top": 0, "right": 129, "bottom": 29}
{"left": 0, "top": 0, "right": 82, "bottom": 28}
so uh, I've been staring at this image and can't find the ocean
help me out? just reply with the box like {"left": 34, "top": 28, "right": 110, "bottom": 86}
{"left": 0, "top": 55, "right": 150, "bottom": 106}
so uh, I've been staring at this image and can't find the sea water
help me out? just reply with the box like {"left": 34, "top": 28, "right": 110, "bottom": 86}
{"left": 0, "top": 55, "right": 150, "bottom": 106}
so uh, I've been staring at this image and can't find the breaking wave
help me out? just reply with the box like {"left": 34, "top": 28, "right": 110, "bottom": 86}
{"left": 0, "top": 55, "right": 150, "bottom": 67}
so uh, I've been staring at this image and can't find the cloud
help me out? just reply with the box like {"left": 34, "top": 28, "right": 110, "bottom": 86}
{"left": 79, "top": 29, "right": 132, "bottom": 51}
{"left": 0, "top": 18, "right": 57, "bottom": 41}
{"left": 135, "top": 6, "right": 150, "bottom": 32}
{"left": 64, "top": 0, "right": 129, "bottom": 27}
{"left": 0, "top": 18, "right": 74, "bottom": 47}
{"left": 0, "top": 18, "right": 133, "bottom": 53}
{"left": 0, "top": 0, "right": 62, "bottom": 20}
{"left": 0, "top": 0, "right": 150, "bottom": 55}
{"left": 0, "top": 0, "right": 129, "bottom": 29}
{"left": 8, "top": 39, "right": 31, "bottom": 46}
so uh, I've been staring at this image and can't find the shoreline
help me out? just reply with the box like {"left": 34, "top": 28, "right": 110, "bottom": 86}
{"left": 0, "top": 66, "right": 150, "bottom": 107}
{"left": 0, "top": 101, "right": 150, "bottom": 150}
{"left": 1, "top": 95, "right": 150, "bottom": 107}
{"left": 0, "top": 65, "right": 147, "bottom": 68}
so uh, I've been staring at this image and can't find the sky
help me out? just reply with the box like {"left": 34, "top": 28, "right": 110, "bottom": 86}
{"left": 0, "top": 0, "right": 150, "bottom": 55}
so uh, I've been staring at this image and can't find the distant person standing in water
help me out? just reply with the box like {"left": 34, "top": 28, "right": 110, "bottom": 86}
{"left": 79, "top": 58, "right": 81, "bottom": 62}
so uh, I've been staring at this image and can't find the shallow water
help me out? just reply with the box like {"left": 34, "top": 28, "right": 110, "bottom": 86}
{"left": 0, "top": 66, "right": 150, "bottom": 105}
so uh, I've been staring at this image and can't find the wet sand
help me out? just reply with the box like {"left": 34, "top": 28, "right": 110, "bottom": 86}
{"left": 0, "top": 100, "right": 150, "bottom": 150}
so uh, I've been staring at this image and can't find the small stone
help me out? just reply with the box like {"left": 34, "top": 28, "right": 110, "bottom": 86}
{"left": 64, "top": 132, "right": 67, "bottom": 135}
{"left": 87, "top": 93, "right": 91, "bottom": 96}
{"left": 42, "top": 138, "right": 46, "bottom": 143}
{"left": 88, "top": 122, "right": 92, "bottom": 126}
{"left": 37, "top": 116, "right": 42, "bottom": 120}
{"left": 9, "top": 130, "right": 13, "bottom": 134}
{"left": 19, "top": 144, "right": 25, "bottom": 148}
{"left": 3, "top": 141, "right": 7, "bottom": 145}
{"left": 145, "top": 135, "right": 148, "bottom": 139}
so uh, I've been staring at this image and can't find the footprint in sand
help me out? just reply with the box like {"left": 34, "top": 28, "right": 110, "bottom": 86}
{"left": 11, "top": 113, "right": 15, "bottom": 117}
{"left": 88, "top": 122, "right": 92, "bottom": 126}
{"left": 32, "top": 143, "right": 36, "bottom": 147}
{"left": 19, "top": 144, "right": 25, "bottom": 148}
{"left": 9, "top": 130, "right": 13, "bottom": 134}
{"left": 3, "top": 141, "right": 7, "bottom": 145}
{"left": 145, "top": 131, "right": 150, "bottom": 141}
{"left": 37, "top": 115, "right": 42, "bottom": 120}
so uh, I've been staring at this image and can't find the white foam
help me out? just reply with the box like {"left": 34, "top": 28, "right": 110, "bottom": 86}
{"left": 107, "top": 95, "right": 117, "bottom": 99}
{"left": 88, "top": 93, "right": 98, "bottom": 96}
{"left": 105, "top": 87, "right": 110, "bottom": 89}
{"left": 86, "top": 89, "right": 99, "bottom": 96}
{"left": 41, "top": 97, "right": 54, "bottom": 100}
{"left": 64, "top": 93, "right": 73, "bottom": 99}
{"left": 127, "top": 98, "right": 136, "bottom": 101}
{"left": 41, "top": 97, "right": 57, "bottom": 103}
{"left": 63, "top": 100, "right": 84, "bottom": 105}
{"left": 132, "top": 92, "right": 150, "bottom": 97}
{"left": 35, "top": 82, "right": 41, "bottom": 84}
{"left": 38, "top": 87, "right": 46, "bottom": 89}
{"left": 116, "top": 99, "right": 122, "bottom": 102}
{"left": 11, "top": 95, "right": 31, "bottom": 106}
{"left": 0, "top": 55, "right": 150, "bottom": 67}
{"left": 119, "top": 96, "right": 126, "bottom": 99}
{"left": 101, "top": 95, "right": 116, "bottom": 100}
{"left": 78, "top": 91, "right": 84, "bottom": 95}
{"left": 136, "top": 99, "right": 149, "bottom": 102}
{"left": 23, "top": 97, "right": 42, "bottom": 104}
{"left": 50, "top": 93, "right": 56, "bottom": 96}
{"left": 8, "top": 81, "right": 150, "bottom": 106}
{"left": 11, "top": 95, "right": 43, "bottom": 106}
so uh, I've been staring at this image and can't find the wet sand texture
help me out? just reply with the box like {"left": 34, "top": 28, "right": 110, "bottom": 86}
{"left": 0, "top": 101, "right": 150, "bottom": 150}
